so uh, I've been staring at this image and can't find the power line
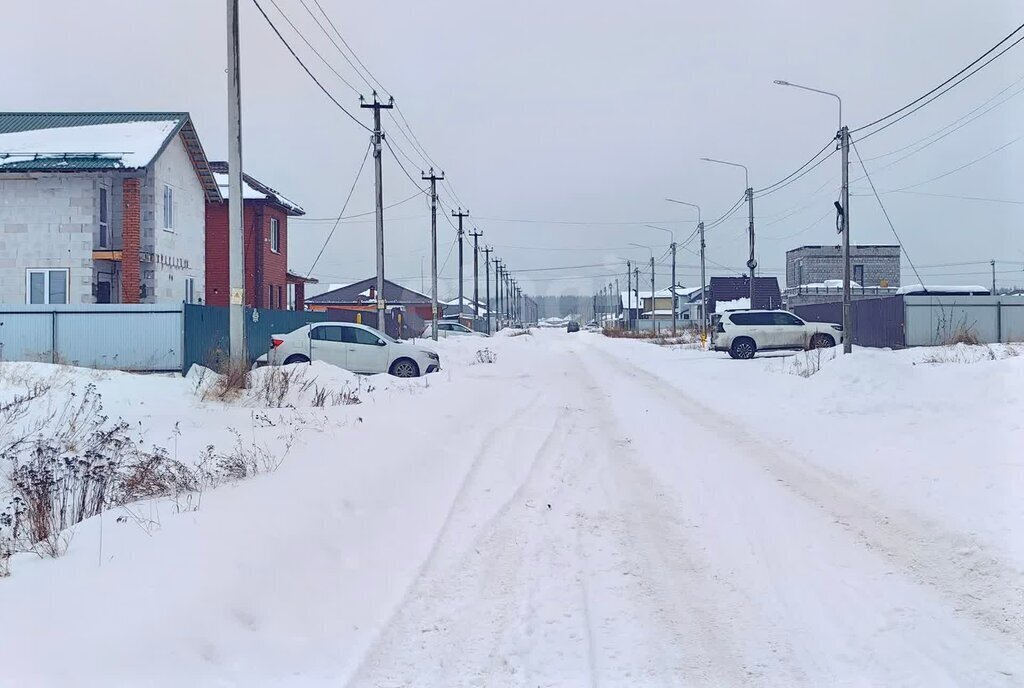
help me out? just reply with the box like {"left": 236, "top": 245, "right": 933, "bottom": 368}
{"left": 308, "top": 143, "right": 372, "bottom": 275}
{"left": 310, "top": 0, "right": 389, "bottom": 96}
{"left": 852, "top": 22, "right": 1024, "bottom": 135}
{"left": 850, "top": 139, "right": 926, "bottom": 288}
{"left": 754, "top": 139, "right": 835, "bottom": 195}
{"left": 880, "top": 133, "right": 1024, "bottom": 192}
{"left": 471, "top": 215, "right": 697, "bottom": 226}
{"left": 885, "top": 189, "right": 1024, "bottom": 205}
{"left": 250, "top": 0, "right": 371, "bottom": 132}
{"left": 860, "top": 75, "right": 1024, "bottom": 163}
{"left": 295, "top": 0, "right": 374, "bottom": 93}
{"left": 291, "top": 192, "right": 428, "bottom": 222}
{"left": 265, "top": 0, "right": 362, "bottom": 95}
{"left": 754, "top": 147, "right": 838, "bottom": 199}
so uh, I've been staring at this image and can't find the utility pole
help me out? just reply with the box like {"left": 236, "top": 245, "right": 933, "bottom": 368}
{"left": 421, "top": 168, "right": 444, "bottom": 341}
{"left": 650, "top": 257, "right": 656, "bottom": 335}
{"left": 699, "top": 222, "right": 707, "bottom": 338}
{"left": 361, "top": 91, "right": 393, "bottom": 333}
{"left": 470, "top": 228, "right": 483, "bottom": 328}
{"left": 670, "top": 241, "right": 678, "bottom": 336}
{"left": 634, "top": 267, "right": 640, "bottom": 332}
{"left": 992, "top": 259, "right": 997, "bottom": 294}
{"left": 483, "top": 246, "right": 493, "bottom": 334}
{"left": 494, "top": 261, "right": 503, "bottom": 329}
{"left": 615, "top": 277, "right": 620, "bottom": 328}
{"left": 840, "top": 124, "right": 852, "bottom": 354}
{"left": 226, "top": 0, "right": 246, "bottom": 367}
{"left": 746, "top": 186, "right": 756, "bottom": 307}
{"left": 452, "top": 208, "right": 469, "bottom": 322}
{"left": 626, "top": 260, "right": 632, "bottom": 331}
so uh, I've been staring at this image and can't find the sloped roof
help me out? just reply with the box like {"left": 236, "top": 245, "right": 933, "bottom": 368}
{"left": 307, "top": 277, "right": 432, "bottom": 305}
{"left": 209, "top": 161, "right": 304, "bottom": 216}
{"left": 0, "top": 112, "right": 220, "bottom": 201}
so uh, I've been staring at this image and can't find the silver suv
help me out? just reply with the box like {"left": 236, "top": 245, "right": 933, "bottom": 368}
{"left": 713, "top": 310, "right": 843, "bottom": 359}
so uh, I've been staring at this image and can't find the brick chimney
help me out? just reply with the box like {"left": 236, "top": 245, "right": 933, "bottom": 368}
{"left": 121, "top": 178, "right": 141, "bottom": 304}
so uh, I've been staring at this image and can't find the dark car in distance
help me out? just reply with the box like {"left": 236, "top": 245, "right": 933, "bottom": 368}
{"left": 567, "top": 321, "right": 581, "bottom": 333}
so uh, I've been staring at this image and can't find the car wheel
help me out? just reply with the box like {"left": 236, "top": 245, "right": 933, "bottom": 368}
{"left": 809, "top": 334, "right": 836, "bottom": 349}
{"left": 730, "top": 337, "right": 756, "bottom": 360}
{"left": 389, "top": 358, "right": 420, "bottom": 378}
{"left": 283, "top": 354, "right": 310, "bottom": 365}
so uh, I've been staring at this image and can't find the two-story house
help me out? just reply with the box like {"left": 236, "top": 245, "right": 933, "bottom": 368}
{"left": 0, "top": 112, "right": 218, "bottom": 304}
{"left": 204, "top": 161, "right": 312, "bottom": 310}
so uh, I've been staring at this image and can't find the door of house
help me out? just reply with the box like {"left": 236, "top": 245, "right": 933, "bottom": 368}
{"left": 96, "top": 281, "right": 111, "bottom": 304}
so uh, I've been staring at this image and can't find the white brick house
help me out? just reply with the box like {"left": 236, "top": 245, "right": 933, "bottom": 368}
{"left": 0, "top": 113, "right": 220, "bottom": 305}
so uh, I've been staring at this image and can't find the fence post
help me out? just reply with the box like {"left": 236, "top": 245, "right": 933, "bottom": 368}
{"left": 51, "top": 309, "right": 57, "bottom": 364}
{"left": 997, "top": 298, "right": 1003, "bottom": 343}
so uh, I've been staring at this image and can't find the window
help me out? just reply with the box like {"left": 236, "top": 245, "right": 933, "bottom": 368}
{"left": 772, "top": 312, "right": 804, "bottom": 326}
{"left": 184, "top": 277, "right": 195, "bottom": 304}
{"left": 268, "top": 286, "right": 274, "bottom": 309}
{"left": 853, "top": 264, "right": 864, "bottom": 286}
{"left": 348, "top": 327, "right": 384, "bottom": 346}
{"left": 162, "top": 185, "right": 174, "bottom": 230}
{"left": 270, "top": 217, "right": 280, "bottom": 253}
{"left": 26, "top": 269, "right": 69, "bottom": 305}
{"left": 277, "top": 286, "right": 283, "bottom": 310}
{"left": 98, "top": 187, "right": 109, "bottom": 248}
{"left": 729, "top": 312, "right": 774, "bottom": 326}
{"left": 310, "top": 325, "right": 344, "bottom": 342}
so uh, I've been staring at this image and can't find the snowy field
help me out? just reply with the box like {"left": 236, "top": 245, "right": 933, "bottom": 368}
{"left": 0, "top": 330, "right": 1021, "bottom": 687}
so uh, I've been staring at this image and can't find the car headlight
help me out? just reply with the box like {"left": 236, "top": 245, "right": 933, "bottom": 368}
{"left": 426, "top": 352, "right": 439, "bottom": 360}
{"left": 830, "top": 324, "right": 843, "bottom": 331}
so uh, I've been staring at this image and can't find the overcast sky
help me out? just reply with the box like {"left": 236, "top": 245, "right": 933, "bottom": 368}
{"left": 2, "top": 1, "right": 1021, "bottom": 297}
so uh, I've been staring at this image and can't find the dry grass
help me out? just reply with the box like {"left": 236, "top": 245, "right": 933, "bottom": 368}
{"left": 944, "top": 325, "right": 981, "bottom": 346}
{"left": 206, "top": 359, "right": 251, "bottom": 401}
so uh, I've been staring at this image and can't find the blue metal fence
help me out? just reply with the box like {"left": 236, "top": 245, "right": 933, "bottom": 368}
{"left": 0, "top": 305, "right": 184, "bottom": 371}
{"left": 182, "top": 304, "right": 327, "bottom": 374}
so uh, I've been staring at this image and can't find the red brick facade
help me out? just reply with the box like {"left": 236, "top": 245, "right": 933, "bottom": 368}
{"left": 121, "top": 178, "right": 141, "bottom": 304}
{"left": 205, "top": 201, "right": 291, "bottom": 308}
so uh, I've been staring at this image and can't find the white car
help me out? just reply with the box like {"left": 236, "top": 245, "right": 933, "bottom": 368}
{"left": 419, "top": 321, "right": 487, "bottom": 338}
{"left": 257, "top": 322, "right": 440, "bottom": 377}
{"left": 713, "top": 309, "right": 844, "bottom": 359}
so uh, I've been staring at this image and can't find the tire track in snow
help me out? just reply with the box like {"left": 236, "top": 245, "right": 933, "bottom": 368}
{"left": 345, "top": 393, "right": 587, "bottom": 687}
{"left": 588, "top": 344, "right": 1024, "bottom": 647}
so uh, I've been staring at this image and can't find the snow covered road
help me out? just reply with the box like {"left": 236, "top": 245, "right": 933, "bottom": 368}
{"left": 2, "top": 330, "right": 1022, "bottom": 687}
{"left": 347, "top": 334, "right": 1024, "bottom": 687}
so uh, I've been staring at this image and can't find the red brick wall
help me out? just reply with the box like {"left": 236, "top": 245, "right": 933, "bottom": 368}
{"left": 206, "top": 201, "right": 290, "bottom": 308}
{"left": 121, "top": 178, "right": 141, "bottom": 304}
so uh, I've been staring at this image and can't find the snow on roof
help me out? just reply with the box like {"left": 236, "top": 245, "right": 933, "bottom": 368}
{"left": 641, "top": 309, "right": 676, "bottom": 316}
{"left": 0, "top": 120, "right": 180, "bottom": 169}
{"left": 896, "top": 284, "right": 990, "bottom": 295}
{"left": 715, "top": 297, "right": 750, "bottom": 313}
{"left": 798, "top": 280, "right": 863, "bottom": 290}
{"left": 211, "top": 166, "right": 304, "bottom": 215}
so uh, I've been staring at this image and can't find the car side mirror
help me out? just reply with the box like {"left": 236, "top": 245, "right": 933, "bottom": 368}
{"left": 377, "top": 339, "right": 387, "bottom": 346}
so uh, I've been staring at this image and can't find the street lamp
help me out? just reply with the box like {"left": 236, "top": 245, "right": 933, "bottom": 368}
{"left": 666, "top": 198, "right": 707, "bottom": 339}
{"left": 629, "top": 242, "right": 657, "bottom": 333}
{"left": 774, "top": 79, "right": 851, "bottom": 354}
{"left": 701, "top": 157, "right": 756, "bottom": 306}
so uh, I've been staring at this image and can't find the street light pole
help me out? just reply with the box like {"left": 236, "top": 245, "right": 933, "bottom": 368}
{"left": 666, "top": 199, "right": 705, "bottom": 340}
{"left": 701, "top": 157, "right": 754, "bottom": 306}
{"left": 774, "top": 80, "right": 850, "bottom": 353}
{"left": 645, "top": 224, "right": 676, "bottom": 336}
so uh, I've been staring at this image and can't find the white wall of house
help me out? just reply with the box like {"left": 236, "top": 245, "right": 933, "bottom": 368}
{"left": 0, "top": 175, "right": 95, "bottom": 304}
{"left": 144, "top": 134, "right": 205, "bottom": 304}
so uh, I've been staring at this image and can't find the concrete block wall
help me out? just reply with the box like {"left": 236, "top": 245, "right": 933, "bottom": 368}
{"left": 0, "top": 175, "right": 96, "bottom": 304}
{"left": 147, "top": 134, "right": 205, "bottom": 303}
{"left": 786, "top": 245, "right": 901, "bottom": 288}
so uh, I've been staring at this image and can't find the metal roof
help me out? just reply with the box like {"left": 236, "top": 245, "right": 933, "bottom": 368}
{"left": 308, "top": 277, "right": 432, "bottom": 305}
{"left": 0, "top": 155, "right": 124, "bottom": 170}
{"left": 0, "top": 112, "right": 191, "bottom": 134}
{"left": 0, "top": 112, "right": 221, "bottom": 202}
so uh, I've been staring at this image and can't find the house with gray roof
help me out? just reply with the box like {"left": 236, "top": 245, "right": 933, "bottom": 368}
{"left": 0, "top": 112, "right": 219, "bottom": 305}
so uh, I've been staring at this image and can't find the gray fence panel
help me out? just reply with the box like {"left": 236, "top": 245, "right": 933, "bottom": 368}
{"left": 56, "top": 309, "right": 182, "bottom": 371}
{"left": 1001, "top": 300, "right": 1024, "bottom": 343}
{"left": 905, "top": 296, "right": 996, "bottom": 346}
{"left": 0, "top": 311, "right": 54, "bottom": 362}
{"left": 0, "top": 305, "right": 183, "bottom": 371}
